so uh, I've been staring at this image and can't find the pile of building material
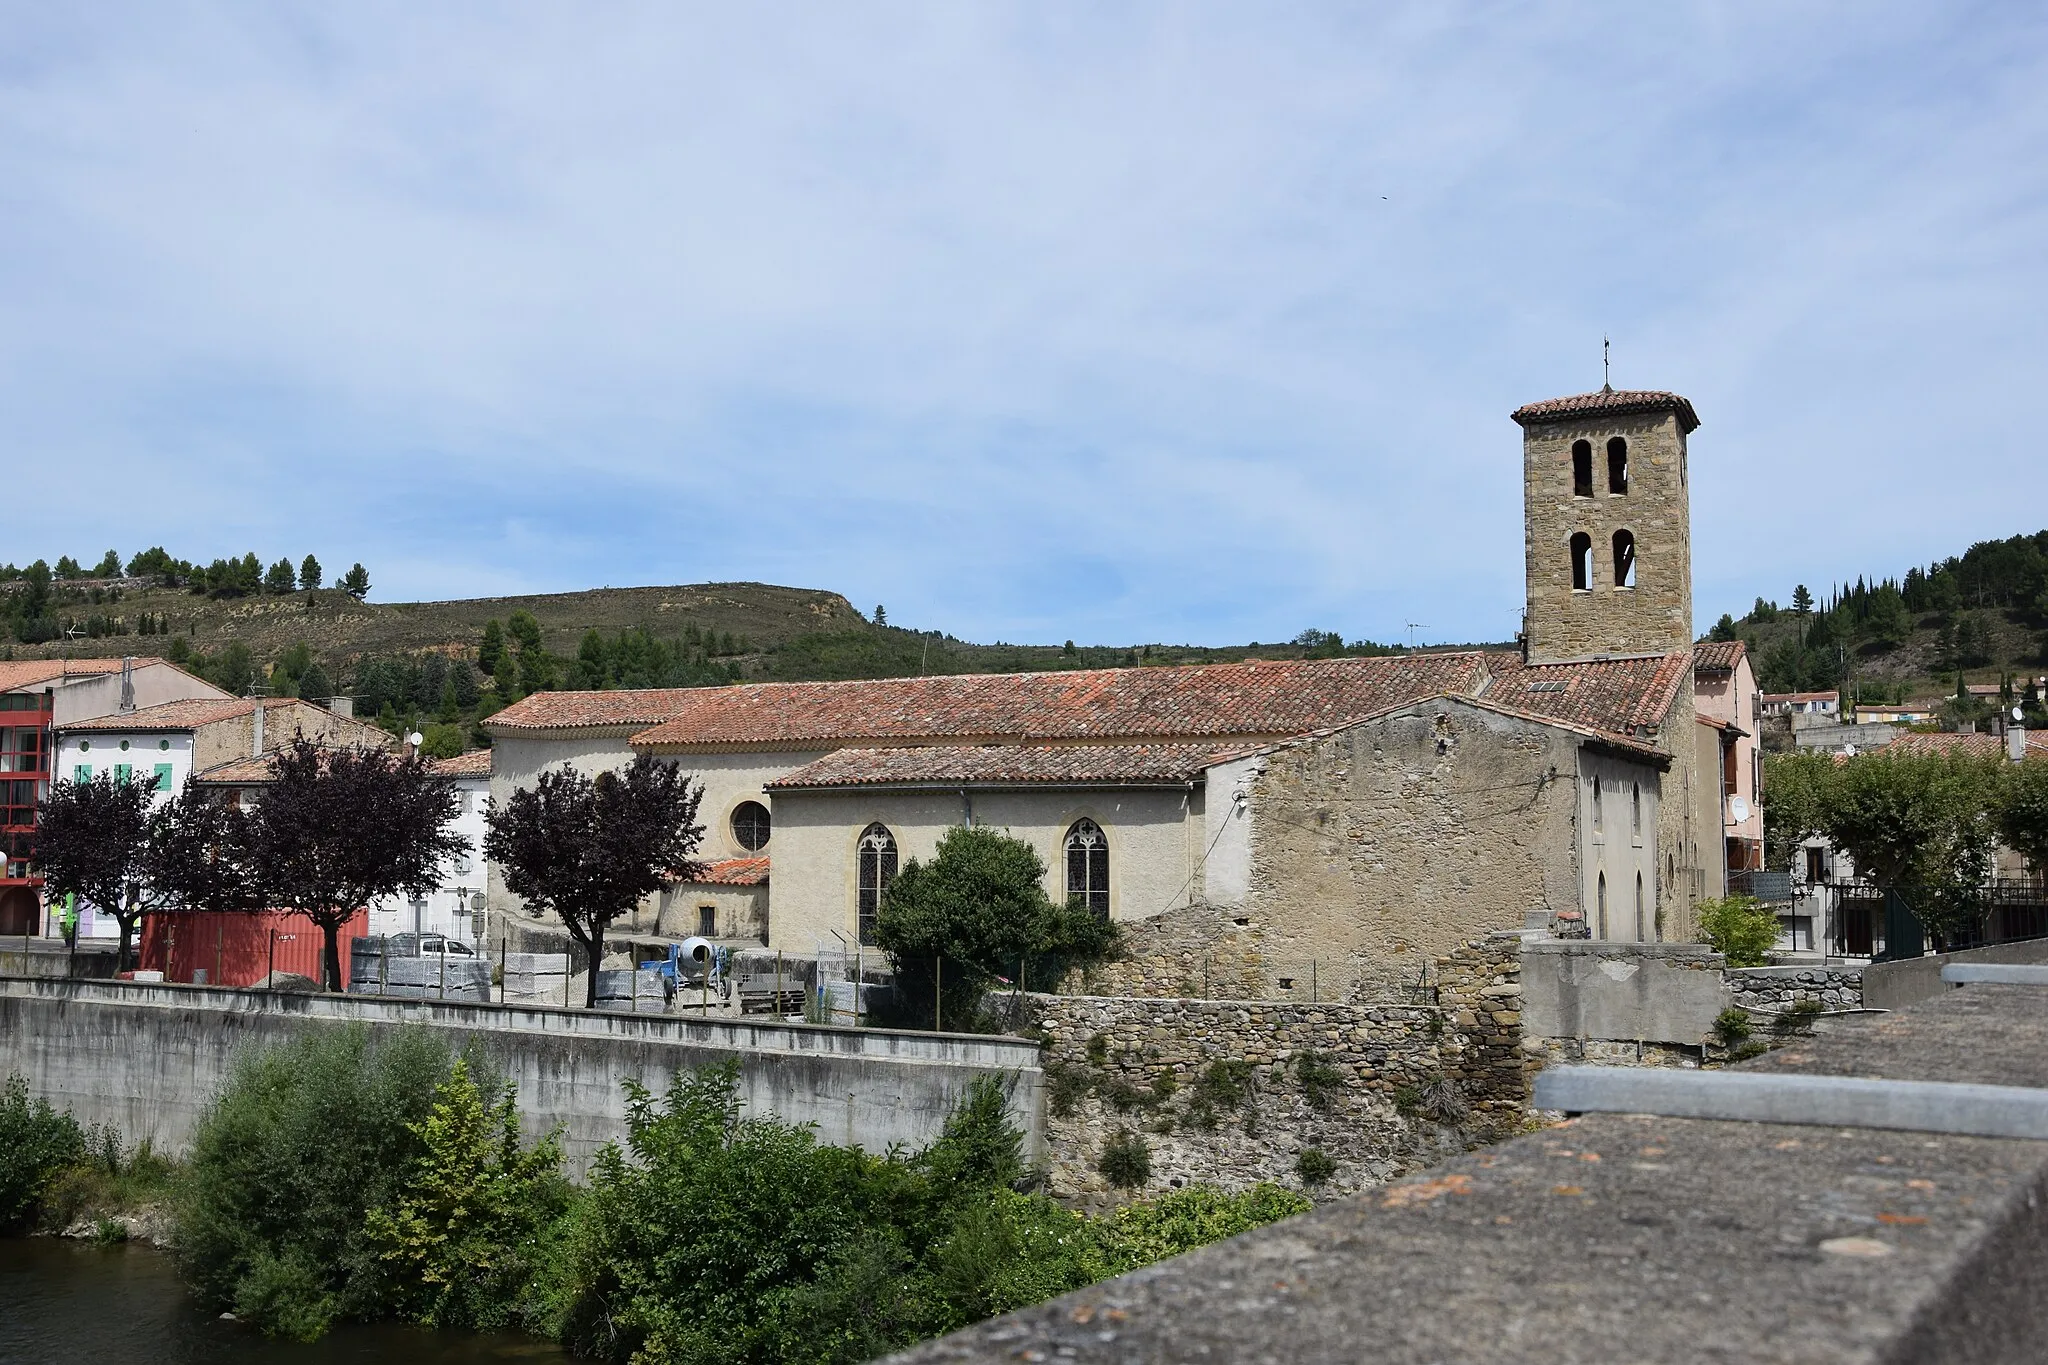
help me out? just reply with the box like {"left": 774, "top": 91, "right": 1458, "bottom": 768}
{"left": 347, "top": 935, "right": 492, "bottom": 1002}
{"left": 593, "top": 966, "right": 671, "bottom": 1014}
{"left": 501, "top": 952, "right": 570, "bottom": 1006}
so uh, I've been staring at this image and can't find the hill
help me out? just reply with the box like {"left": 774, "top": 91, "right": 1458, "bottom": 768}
{"left": 0, "top": 573, "right": 1494, "bottom": 750}
{"left": 1709, "top": 529, "right": 2048, "bottom": 712}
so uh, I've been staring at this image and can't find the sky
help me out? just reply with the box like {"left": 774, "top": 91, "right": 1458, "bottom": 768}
{"left": 3, "top": 4, "right": 2045, "bottom": 650}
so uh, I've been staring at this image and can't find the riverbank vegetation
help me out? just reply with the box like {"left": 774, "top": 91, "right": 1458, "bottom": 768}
{"left": 4, "top": 1026, "right": 1309, "bottom": 1362}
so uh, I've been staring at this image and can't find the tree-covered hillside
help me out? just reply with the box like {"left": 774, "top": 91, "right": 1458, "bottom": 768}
{"left": 1708, "top": 530, "right": 2048, "bottom": 708}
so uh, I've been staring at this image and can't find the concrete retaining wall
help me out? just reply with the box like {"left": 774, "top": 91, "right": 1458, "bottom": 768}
{"left": 0, "top": 977, "right": 1042, "bottom": 1175}
{"left": 1863, "top": 937, "right": 2048, "bottom": 1010}
{"left": 1520, "top": 941, "right": 1728, "bottom": 1046}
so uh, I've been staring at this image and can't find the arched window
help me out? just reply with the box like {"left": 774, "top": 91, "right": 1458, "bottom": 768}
{"left": 856, "top": 823, "right": 897, "bottom": 945}
{"left": 1597, "top": 871, "right": 1608, "bottom": 939}
{"left": 1631, "top": 782, "right": 1641, "bottom": 834}
{"left": 1607, "top": 436, "right": 1629, "bottom": 494}
{"left": 731, "top": 800, "right": 771, "bottom": 852}
{"left": 1571, "top": 440, "right": 1594, "bottom": 497}
{"left": 1570, "top": 532, "right": 1593, "bottom": 591}
{"left": 1066, "top": 819, "right": 1110, "bottom": 919}
{"left": 1612, "top": 529, "right": 1636, "bottom": 588}
{"left": 1592, "top": 776, "right": 1603, "bottom": 830}
{"left": 1634, "top": 872, "right": 1645, "bottom": 941}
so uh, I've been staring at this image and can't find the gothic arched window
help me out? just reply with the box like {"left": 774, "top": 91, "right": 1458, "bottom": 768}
{"left": 1571, "top": 532, "right": 1593, "bottom": 591}
{"left": 1634, "top": 871, "right": 1645, "bottom": 941}
{"left": 1572, "top": 440, "right": 1594, "bottom": 497}
{"left": 1612, "top": 529, "right": 1636, "bottom": 588}
{"left": 1597, "top": 871, "right": 1608, "bottom": 939}
{"left": 1065, "top": 819, "right": 1110, "bottom": 919}
{"left": 856, "top": 823, "right": 897, "bottom": 945}
{"left": 1607, "top": 436, "right": 1629, "bottom": 494}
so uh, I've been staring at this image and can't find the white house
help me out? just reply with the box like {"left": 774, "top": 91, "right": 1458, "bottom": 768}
{"left": 367, "top": 749, "right": 491, "bottom": 947}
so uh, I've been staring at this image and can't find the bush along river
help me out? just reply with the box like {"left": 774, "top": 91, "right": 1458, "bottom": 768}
{"left": 0, "top": 1237, "right": 569, "bottom": 1365}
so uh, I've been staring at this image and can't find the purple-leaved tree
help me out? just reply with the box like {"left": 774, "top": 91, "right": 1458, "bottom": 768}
{"left": 483, "top": 753, "right": 704, "bottom": 1007}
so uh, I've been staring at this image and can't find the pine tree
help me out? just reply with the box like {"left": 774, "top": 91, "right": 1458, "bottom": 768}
{"left": 93, "top": 550, "right": 122, "bottom": 578}
{"left": 1791, "top": 584, "right": 1813, "bottom": 614}
{"left": 875, "top": 604, "right": 887, "bottom": 626}
{"left": 479, "top": 619, "right": 505, "bottom": 677}
{"left": 298, "top": 554, "right": 323, "bottom": 591}
{"left": 263, "top": 558, "right": 297, "bottom": 595}
{"left": 339, "top": 563, "right": 370, "bottom": 600}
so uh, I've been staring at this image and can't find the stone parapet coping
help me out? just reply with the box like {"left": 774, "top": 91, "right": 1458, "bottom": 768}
{"left": 890, "top": 982, "right": 2048, "bottom": 1364}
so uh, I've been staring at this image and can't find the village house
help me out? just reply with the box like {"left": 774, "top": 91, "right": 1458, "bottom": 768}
{"left": 51, "top": 695, "right": 392, "bottom": 940}
{"left": 0, "top": 657, "right": 229, "bottom": 936}
{"left": 484, "top": 386, "right": 1732, "bottom": 1001}
{"left": 364, "top": 749, "right": 493, "bottom": 949}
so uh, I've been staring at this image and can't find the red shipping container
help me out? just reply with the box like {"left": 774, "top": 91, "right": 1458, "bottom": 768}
{"left": 140, "top": 908, "right": 369, "bottom": 988}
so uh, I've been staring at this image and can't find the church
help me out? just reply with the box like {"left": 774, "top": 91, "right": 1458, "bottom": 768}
{"left": 486, "top": 386, "right": 1749, "bottom": 1002}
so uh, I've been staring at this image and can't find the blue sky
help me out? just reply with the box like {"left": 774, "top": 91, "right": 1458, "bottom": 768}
{"left": 3, "top": 4, "right": 2045, "bottom": 648}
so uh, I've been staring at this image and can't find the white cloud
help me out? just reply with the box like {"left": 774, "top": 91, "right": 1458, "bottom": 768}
{"left": 1, "top": 2, "right": 2045, "bottom": 645}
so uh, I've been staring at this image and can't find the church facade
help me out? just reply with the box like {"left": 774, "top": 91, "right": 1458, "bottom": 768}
{"left": 485, "top": 387, "right": 1731, "bottom": 1001}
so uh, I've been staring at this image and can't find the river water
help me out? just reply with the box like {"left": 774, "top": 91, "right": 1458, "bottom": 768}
{"left": 0, "top": 1237, "right": 570, "bottom": 1364}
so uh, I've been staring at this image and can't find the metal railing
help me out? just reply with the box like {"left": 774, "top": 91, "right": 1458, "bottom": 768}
{"left": 1821, "top": 879, "right": 2048, "bottom": 962}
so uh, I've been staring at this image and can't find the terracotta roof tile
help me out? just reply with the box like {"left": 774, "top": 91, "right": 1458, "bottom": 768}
{"left": 192, "top": 753, "right": 282, "bottom": 785}
{"left": 485, "top": 688, "right": 725, "bottom": 733}
{"left": 767, "top": 743, "right": 1251, "bottom": 790}
{"left": 0, "top": 657, "right": 175, "bottom": 692}
{"left": 1479, "top": 651, "right": 1691, "bottom": 739}
{"left": 1511, "top": 388, "right": 1700, "bottom": 434}
{"left": 683, "top": 856, "right": 770, "bottom": 886}
{"left": 1692, "top": 641, "right": 1746, "bottom": 673}
{"left": 430, "top": 749, "right": 493, "bottom": 778}
{"left": 1880, "top": 731, "right": 2048, "bottom": 760}
{"left": 620, "top": 654, "right": 1492, "bottom": 750}
{"left": 61, "top": 696, "right": 304, "bottom": 733}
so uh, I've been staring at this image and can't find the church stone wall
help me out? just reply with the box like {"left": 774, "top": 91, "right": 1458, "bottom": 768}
{"left": 1218, "top": 701, "right": 1593, "bottom": 1003}
{"left": 1522, "top": 408, "right": 1692, "bottom": 664}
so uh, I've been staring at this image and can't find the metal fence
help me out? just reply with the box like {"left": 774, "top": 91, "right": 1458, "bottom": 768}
{"left": 1823, "top": 879, "right": 2048, "bottom": 962}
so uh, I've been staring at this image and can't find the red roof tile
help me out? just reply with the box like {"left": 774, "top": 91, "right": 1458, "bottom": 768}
{"left": 1511, "top": 389, "right": 1700, "bottom": 434}
{"left": 683, "top": 856, "right": 770, "bottom": 886}
{"left": 1879, "top": 731, "right": 2048, "bottom": 760}
{"left": 767, "top": 743, "right": 1252, "bottom": 790}
{"left": 487, "top": 687, "right": 731, "bottom": 733}
{"left": 192, "top": 753, "right": 282, "bottom": 785}
{"left": 430, "top": 749, "right": 493, "bottom": 778}
{"left": 0, "top": 657, "right": 176, "bottom": 692}
{"left": 621, "top": 654, "right": 1493, "bottom": 750}
{"left": 61, "top": 696, "right": 307, "bottom": 733}
{"left": 1692, "top": 641, "right": 1746, "bottom": 673}
{"left": 1478, "top": 651, "right": 1691, "bottom": 739}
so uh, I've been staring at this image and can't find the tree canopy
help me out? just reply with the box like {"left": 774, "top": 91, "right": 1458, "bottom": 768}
{"left": 483, "top": 754, "right": 705, "bottom": 1006}
{"left": 874, "top": 825, "right": 1121, "bottom": 1030}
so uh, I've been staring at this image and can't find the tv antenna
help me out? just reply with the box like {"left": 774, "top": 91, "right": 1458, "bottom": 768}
{"left": 1405, "top": 622, "right": 1427, "bottom": 650}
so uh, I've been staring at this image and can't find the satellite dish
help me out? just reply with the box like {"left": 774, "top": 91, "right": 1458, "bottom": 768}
{"left": 1729, "top": 796, "right": 1751, "bottom": 823}
{"left": 406, "top": 731, "right": 425, "bottom": 747}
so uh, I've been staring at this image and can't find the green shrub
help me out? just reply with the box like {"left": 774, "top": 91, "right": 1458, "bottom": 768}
{"left": 1293, "top": 1051, "right": 1344, "bottom": 1113}
{"left": 0, "top": 1073, "right": 84, "bottom": 1230}
{"left": 1044, "top": 1063, "right": 1093, "bottom": 1118}
{"left": 1295, "top": 1149, "right": 1337, "bottom": 1186}
{"left": 174, "top": 1025, "right": 459, "bottom": 1340}
{"left": 1713, "top": 1007, "right": 1754, "bottom": 1050}
{"left": 36, "top": 1131, "right": 176, "bottom": 1233}
{"left": 364, "top": 1058, "right": 568, "bottom": 1331}
{"left": 1186, "top": 1059, "right": 1257, "bottom": 1131}
{"left": 1095, "top": 1183, "right": 1309, "bottom": 1272}
{"left": 1097, "top": 1129, "right": 1151, "bottom": 1189}
{"left": 1696, "top": 896, "right": 1783, "bottom": 967}
{"left": 1084, "top": 1032, "right": 1110, "bottom": 1066}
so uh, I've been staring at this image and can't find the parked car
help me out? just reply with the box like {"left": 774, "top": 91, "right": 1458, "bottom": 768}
{"left": 415, "top": 934, "right": 476, "bottom": 958}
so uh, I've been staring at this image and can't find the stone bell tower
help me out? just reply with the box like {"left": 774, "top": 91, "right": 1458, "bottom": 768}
{"left": 1513, "top": 387, "right": 1699, "bottom": 664}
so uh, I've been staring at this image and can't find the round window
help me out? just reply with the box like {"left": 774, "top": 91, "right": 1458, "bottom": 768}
{"left": 120, "top": 740, "right": 131, "bottom": 751}
{"left": 159, "top": 740, "right": 171, "bottom": 751}
{"left": 731, "top": 800, "right": 771, "bottom": 852}
{"left": 79, "top": 741, "right": 90, "bottom": 752}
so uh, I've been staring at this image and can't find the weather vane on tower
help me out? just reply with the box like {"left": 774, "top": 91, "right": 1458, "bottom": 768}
{"left": 1602, "top": 336, "right": 1611, "bottom": 393}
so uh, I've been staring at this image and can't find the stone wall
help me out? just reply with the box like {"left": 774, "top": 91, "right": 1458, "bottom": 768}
{"left": 1029, "top": 938, "right": 1530, "bottom": 1209}
{"left": 1726, "top": 964, "right": 1864, "bottom": 1013}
